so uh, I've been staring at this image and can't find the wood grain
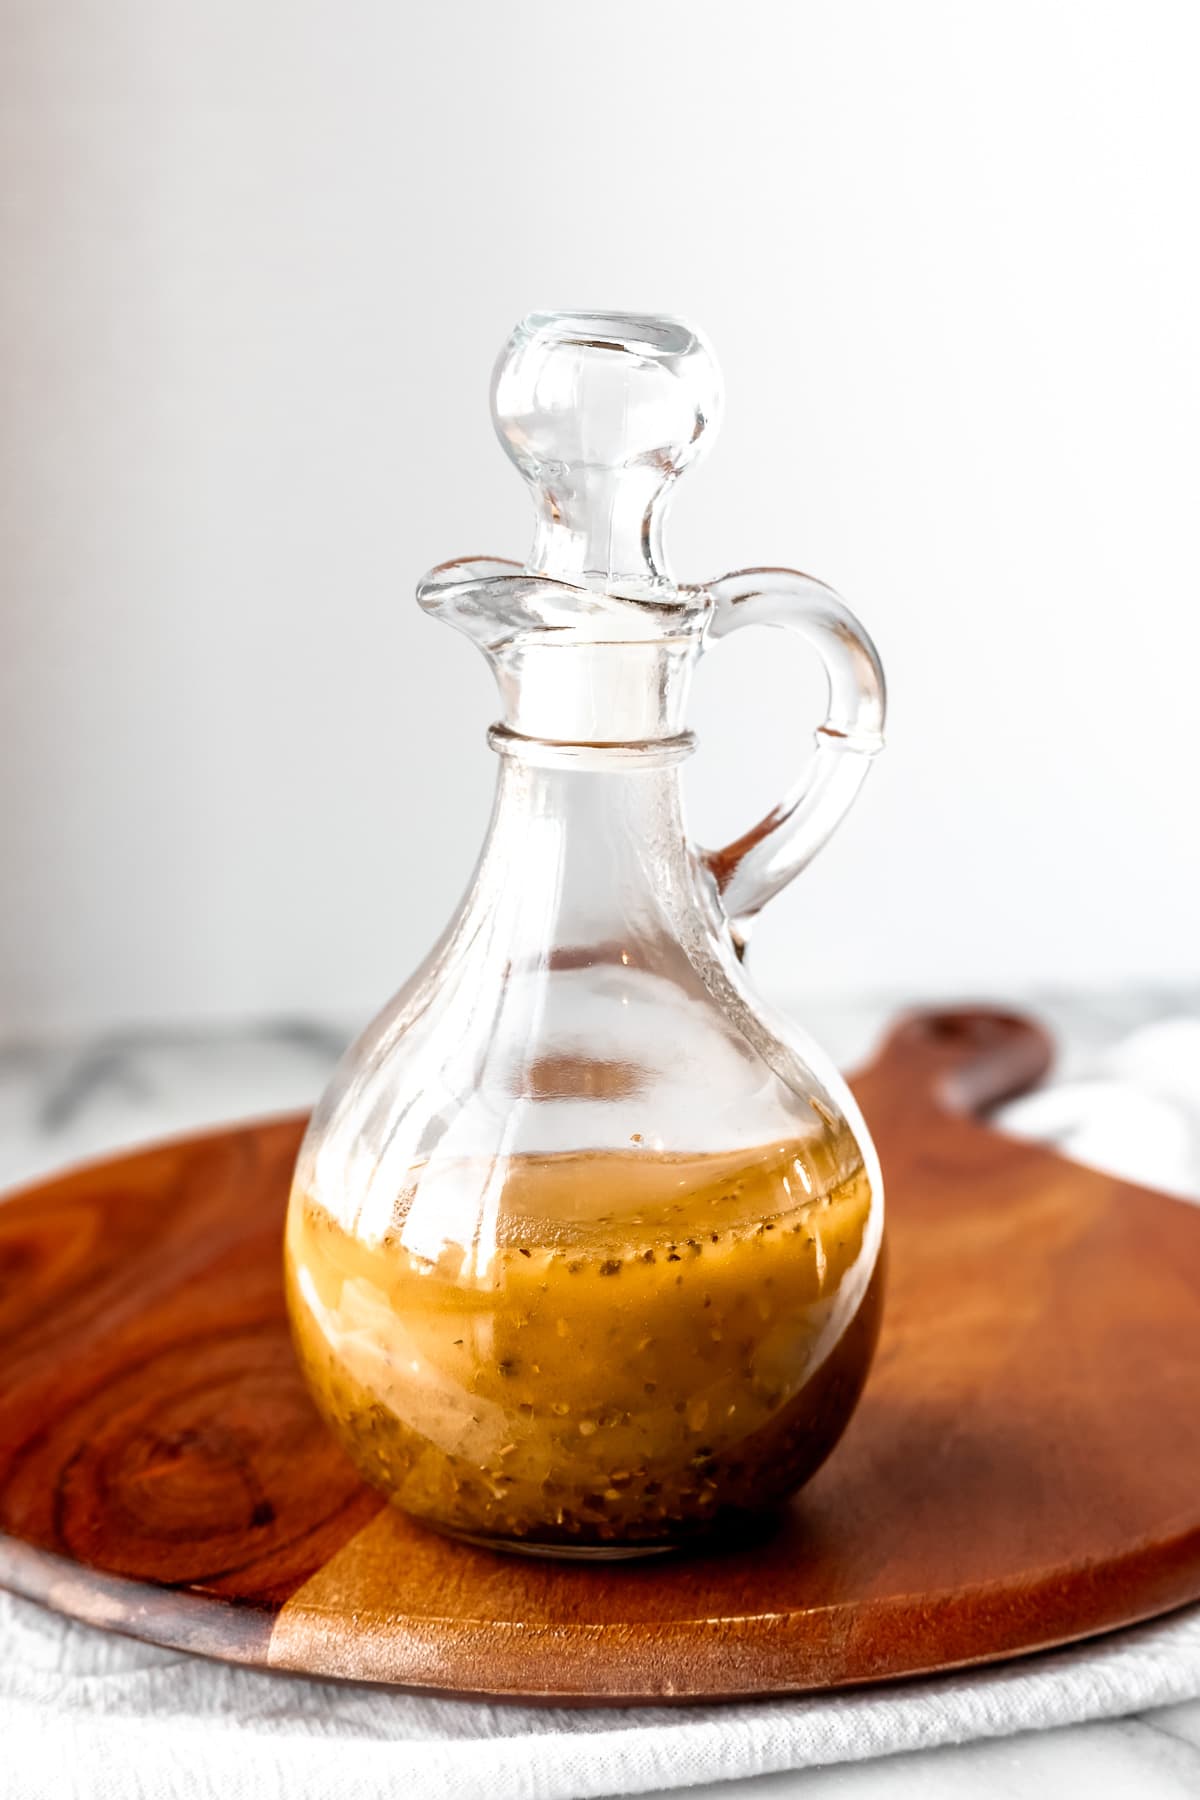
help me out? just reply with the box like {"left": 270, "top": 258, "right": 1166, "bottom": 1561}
{"left": 2, "top": 1006, "right": 1199, "bottom": 1702}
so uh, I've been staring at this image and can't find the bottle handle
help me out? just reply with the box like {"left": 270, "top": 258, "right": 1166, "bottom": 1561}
{"left": 699, "top": 567, "right": 886, "bottom": 941}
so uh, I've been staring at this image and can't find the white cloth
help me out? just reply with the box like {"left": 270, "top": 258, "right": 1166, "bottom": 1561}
{"left": 999, "top": 1016, "right": 1200, "bottom": 1201}
{"left": 4, "top": 1591, "right": 1200, "bottom": 1800}
{"left": 4, "top": 1014, "right": 1200, "bottom": 1800}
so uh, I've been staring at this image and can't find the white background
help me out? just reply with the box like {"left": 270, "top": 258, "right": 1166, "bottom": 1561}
{"left": 1, "top": 0, "right": 1197, "bottom": 1036}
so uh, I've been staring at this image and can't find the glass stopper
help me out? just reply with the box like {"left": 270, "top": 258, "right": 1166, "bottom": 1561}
{"left": 490, "top": 310, "right": 722, "bottom": 595}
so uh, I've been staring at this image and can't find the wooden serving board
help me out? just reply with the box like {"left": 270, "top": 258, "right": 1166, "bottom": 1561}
{"left": 2, "top": 1007, "right": 1200, "bottom": 1703}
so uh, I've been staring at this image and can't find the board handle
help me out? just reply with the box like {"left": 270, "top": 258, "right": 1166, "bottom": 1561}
{"left": 869, "top": 1007, "right": 1054, "bottom": 1117}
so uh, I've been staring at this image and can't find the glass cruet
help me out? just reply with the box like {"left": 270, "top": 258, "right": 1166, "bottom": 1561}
{"left": 285, "top": 310, "right": 887, "bottom": 1558}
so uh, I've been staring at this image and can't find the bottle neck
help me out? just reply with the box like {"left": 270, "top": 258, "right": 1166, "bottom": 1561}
{"left": 416, "top": 557, "right": 710, "bottom": 748}
{"left": 478, "top": 746, "right": 695, "bottom": 934}
{"left": 490, "top": 635, "right": 699, "bottom": 748}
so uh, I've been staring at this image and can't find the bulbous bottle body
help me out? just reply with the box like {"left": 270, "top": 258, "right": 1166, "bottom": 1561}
{"left": 284, "top": 747, "right": 884, "bottom": 1556}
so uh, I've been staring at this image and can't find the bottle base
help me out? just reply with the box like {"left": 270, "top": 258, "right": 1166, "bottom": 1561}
{"left": 437, "top": 1524, "right": 680, "bottom": 1561}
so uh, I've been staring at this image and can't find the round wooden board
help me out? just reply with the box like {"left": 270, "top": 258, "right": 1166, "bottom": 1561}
{"left": 2, "top": 1007, "right": 1200, "bottom": 1703}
